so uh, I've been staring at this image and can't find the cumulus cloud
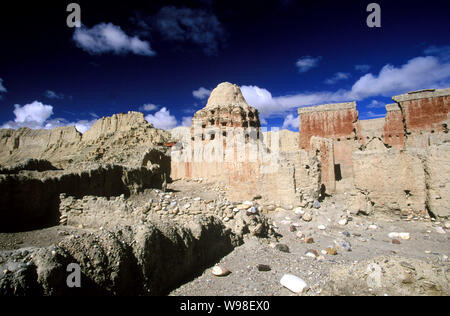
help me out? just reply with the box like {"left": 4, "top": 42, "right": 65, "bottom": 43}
{"left": 0, "top": 78, "right": 6, "bottom": 93}
{"left": 155, "top": 6, "right": 226, "bottom": 55}
{"left": 350, "top": 56, "right": 450, "bottom": 99}
{"left": 241, "top": 54, "right": 450, "bottom": 120}
{"left": 74, "top": 120, "right": 96, "bottom": 133}
{"left": 139, "top": 103, "right": 159, "bottom": 111}
{"left": 355, "top": 64, "right": 371, "bottom": 73}
{"left": 1, "top": 100, "right": 97, "bottom": 133}
{"left": 241, "top": 85, "right": 352, "bottom": 119}
{"left": 282, "top": 114, "right": 299, "bottom": 130}
{"left": 325, "top": 72, "right": 351, "bottom": 85}
{"left": 295, "top": 56, "right": 321, "bottom": 73}
{"left": 144, "top": 107, "right": 178, "bottom": 130}
{"left": 45, "top": 90, "right": 65, "bottom": 100}
{"left": 73, "top": 23, "right": 155, "bottom": 56}
{"left": 192, "top": 87, "right": 211, "bottom": 100}
{"left": 12, "top": 101, "right": 54, "bottom": 126}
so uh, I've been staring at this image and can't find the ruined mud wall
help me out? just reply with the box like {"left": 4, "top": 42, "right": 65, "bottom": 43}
{"left": 297, "top": 88, "right": 450, "bottom": 218}
{"left": 0, "top": 165, "right": 163, "bottom": 232}
{"left": 171, "top": 82, "right": 322, "bottom": 205}
{"left": 298, "top": 102, "right": 360, "bottom": 193}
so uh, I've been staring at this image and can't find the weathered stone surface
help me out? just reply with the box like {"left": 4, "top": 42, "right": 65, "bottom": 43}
{"left": 352, "top": 148, "right": 426, "bottom": 215}
{"left": 323, "top": 255, "right": 450, "bottom": 296}
{"left": 425, "top": 142, "right": 450, "bottom": 217}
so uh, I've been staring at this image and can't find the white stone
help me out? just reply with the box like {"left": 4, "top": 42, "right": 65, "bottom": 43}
{"left": 318, "top": 225, "right": 326, "bottom": 230}
{"left": 211, "top": 266, "right": 230, "bottom": 276}
{"left": 338, "top": 218, "right": 348, "bottom": 226}
{"left": 399, "top": 232, "right": 411, "bottom": 240}
{"left": 388, "top": 232, "right": 400, "bottom": 238}
{"left": 294, "top": 207, "right": 304, "bottom": 215}
{"left": 280, "top": 274, "right": 308, "bottom": 294}
{"left": 194, "top": 197, "right": 201, "bottom": 201}
{"left": 369, "top": 224, "right": 377, "bottom": 230}
{"left": 281, "top": 220, "right": 291, "bottom": 225}
{"left": 184, "top": 203, "right": 191, "bottom": 209}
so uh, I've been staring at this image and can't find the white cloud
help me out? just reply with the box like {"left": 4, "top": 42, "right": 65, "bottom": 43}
{"left": 0, "top": 78, "right": 6, "bottom": 93}
{"left": 350, "top": 56, "right": 450, "bottom": 99}
{"left": 45, "top": 90, "right": 65, "bottom": 99}
{"left": 144, "top": 107, "right": 178, "bottom": 130}
{"left": 295, "top": 56, "right": 321, "bottom": 73}
{"left": 242, "top": 54, "right": 450, "bottom": 120}
{"left": 74, "top": 120, "right": 96, "bottom": 133}
{"left": 355, "top": 64, "right": 371, "bottom": 73}
{"left": 192, "top": 87, "right": 211, "bottom": 100}
{"left": 241, "top": 85, "right": 352, "bottom": 119}
{"left": 73, "top": 23, "right": 155, "bottom": 56}
{"left": 1, "top": 100, "right": 96, "bottom": 134}
{"left": 139, "top": 103, "right": 159, "bottom": 111}
{"left": 282, "top": 114, "right": 299, "bottom": 130}
{"left": 12, "top": 101, "right": 54, "bottom": 125}
{"left": 325, "top": 72, "right": 351, "bottom": 85}
{"left": 181, "top": 116, "right": 192, "bottom": 127}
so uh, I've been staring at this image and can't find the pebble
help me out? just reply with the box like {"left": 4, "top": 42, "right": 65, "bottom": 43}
{"left": 305, "top": 249, "right": 319, "bottom": 258}
{"left": 338, "top": 218, "right": 348, "bottom": 226}
{"left": 318, "top": 225, "right": 326, "bottom": 230}
{"left": 211, "top": 266, "right": 230, "bottom": 277}
{"left": 342, "top": 241, "right": 352, "bottom": 251}
{"left": 275, "top": 244, "right": 290, "bottom": 253}
{"left": 313, "top": 200, "right": 321, "bottom": 209}
{"left": 296, "top": 231, "right": 304, "bottom": 239}
{"left": 399, "top": 233, "right": 410, "bottom": 240}
{"left": 325, "top": 247, "right": 338, "bottom": 255}
{"left": 280, "top": 274, "right": 308, "bottom": 294}
{"left": 294, "top": 207, "right": 304, "bottom": 215}
{"left": 304, "top": 237, "right": 314, "bottom": 244}
{"left": 302, "top": 213, "right": 312, "bottom": 222}
{"left": 392, "top": 239, "right": 401, "bottom": 244}
{"left": 342, "top": 231, "right": 351, "bottom": 238}
{"left": 184, "top": 203, "right": 191, "bottom": 209}
{"left": 256, "top": 264, "right": 271, "bottom": 272}
{"left": 369, "top": 224, "right": 377, "bottom": 230}
{"left": 193, "top": 197, "right": 201, "bottom": 201}
{"left": 289, "top": 225, "right": 296, "bottom": 232}
{"left": 248, "top": 207, "right": 257, "bottom": 214}
{"left": 444, "top": 222, "right": 450, "bottom": 229}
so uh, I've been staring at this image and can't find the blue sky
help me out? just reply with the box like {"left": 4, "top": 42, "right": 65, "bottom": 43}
{"left": 1, "top": 0, "right": 450, "bottom": 132}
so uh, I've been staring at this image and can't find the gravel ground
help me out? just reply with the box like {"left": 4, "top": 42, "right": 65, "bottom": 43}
{"left": 0, "top": 180, "right": 448, "bottom": 295}
{"left": 170, "top": 194, "right": 449, "bottom": 296}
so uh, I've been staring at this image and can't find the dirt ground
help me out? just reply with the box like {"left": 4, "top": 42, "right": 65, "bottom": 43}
{"left": 1, "top": 180, "right": 449, "bottom": 295}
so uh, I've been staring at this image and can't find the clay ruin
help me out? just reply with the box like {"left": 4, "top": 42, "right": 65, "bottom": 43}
{"left": 171, "top": 84, "right": 450, "bottom": 219}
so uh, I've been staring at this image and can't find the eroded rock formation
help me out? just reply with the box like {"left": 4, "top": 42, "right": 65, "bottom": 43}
{"left": 0, "top": 112, "right": 171, "bottom": 231}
